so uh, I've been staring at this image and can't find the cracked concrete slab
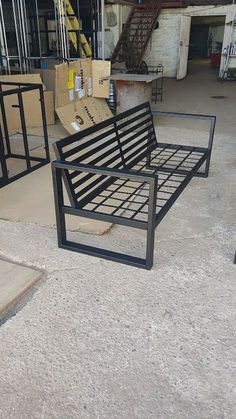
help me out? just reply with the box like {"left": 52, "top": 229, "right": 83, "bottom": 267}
{"left": 0, "top": 259, "right": 43, "bottom": 321}
{"left": 0, "top": 163, "right": 111, "bottom": 235}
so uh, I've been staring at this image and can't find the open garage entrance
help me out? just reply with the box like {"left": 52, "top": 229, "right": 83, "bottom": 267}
{"left": 188, "top": 15, "right": 226, "bottom": 78}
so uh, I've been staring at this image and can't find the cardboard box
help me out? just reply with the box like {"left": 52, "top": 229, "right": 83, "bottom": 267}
{"left": 69, "top": 58, "right": 93, "bottom": 98}
{"left": 56, "top": 97, "right": 113, "bottom": 135}
{"left": 55, "top": 59, "right": 112, "bottom": 135}
{"left": 0, "top": 74, "right": 43, "bottom": 85}
{"left": 92, "top": 60, "right": 111, "bottom": 98}
{"left": 33, "top": 69, "right": 56, "bottom": 93}
{"left": 55, "top": 59, "right": 111, "bottom": 109}
{"left": 0, "top": 74, "right": 55, "bottom": 134}
{"left": 56, "top": 102, "right": 94, "bottom": 135}
{"left": 44, "top": 91, "right": 55, "bottom": 126}
{"left": 55, "top": 62, "right": 69, "bottom": 109}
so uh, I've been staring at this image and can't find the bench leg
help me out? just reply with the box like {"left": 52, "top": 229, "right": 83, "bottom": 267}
{"left": 196, "top": 117, "right": 216, "bottom": 178}
{"left": 52, "top": 166, "right": 67, "bottom": 247}
{"left": 146, "top": 219, "right": 155, "bottom": 269}
{"left": 146, "top": 176, "right": 158, "bottom": 269}
{"left": 52, "top": 166, "right": 158, "bottom": 270}
{"left": 146, "top": 152, "right": 151, "bottom": 168}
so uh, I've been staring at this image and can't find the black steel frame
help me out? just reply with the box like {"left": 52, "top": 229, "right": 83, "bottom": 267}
{"left": 0, "top": 82, "right": 50, "bottom": 188}
{"left": 52, "top": 104, "right": 216, "bottom": 270}
{"left": 148, "top": 64, "right": 164, "bottom": 103}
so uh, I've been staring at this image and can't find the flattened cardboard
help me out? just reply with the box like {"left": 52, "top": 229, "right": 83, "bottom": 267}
{"left": 55, "top": 60, "right": 92, "bottom": 108}
{"left": 56, "top": 97, "right": 113, "bottom": 135}
{"left": 70, "top": 59, "right": 92, "bottom": 95}
{"left": 71, "top": 59, "right": 92, "bottom": 85}
{"left": 80, "top": 59, "right": 93, "bottom": 97}
{"left": 56, "top": 102, "right": 93, "bottom": 135}
{"left": 0, "top": 74, "right": 42, "bottom": 85}
{"left": 55, "top": 62, "right": 69, "bottom": 108}
{"left": 44, "top": 91, "right": 55, "bottom": 126}
{"left": 92, "top": 60, "right": 111, "bottom": 98}
{"left": 95, "top": 98, "right": 114, "bottom": 120}
{"left": 80, "top": 97, "right": 104, "bottom": 125}
{"left": 32, "top": 69, "right": 55, "bottom": 93}
{"left": 55, "top": 59, "right": 111, "bottom": 108}
{"left": 55, "top": 59, "right": 112, "bottom": 135}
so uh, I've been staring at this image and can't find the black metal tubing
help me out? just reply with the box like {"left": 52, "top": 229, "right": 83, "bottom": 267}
{"left": 0, "top": 82, "right": 50, "bottom": 188}
{"left": 0, "top": 82, "right": 43, "bottom": 94}
{"left": 152, "top": 110, "right": 216, "bottom": 177}
{"left": 0, "top": 84, "right": 11, "bottom": 156}
{"left": 55, "top": 102, "right": 153, "bottom": 150}
{"left": 52, "top": 161, "right": 158, "bottom": 269}
{"left": 155, "top": 149, "right": 209, "bottom": 227}
{"left": 52, "top": 104, "right": 216, "bottom": 270}
{"left": 17, "top": 91, "right": 31, "bottom": 171}
{"left": 0, "top": 124, "right": 8, "bottom": 186}
{"left": 148, "top": 64, "right": 164, "bottom": 103}
{"left": 39, "top": 85, "right": 50, "bottom": 162}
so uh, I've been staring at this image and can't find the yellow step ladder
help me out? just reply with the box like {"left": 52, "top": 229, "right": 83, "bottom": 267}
{"left": 53, "top": 0, "right": 92, "bottom": 58}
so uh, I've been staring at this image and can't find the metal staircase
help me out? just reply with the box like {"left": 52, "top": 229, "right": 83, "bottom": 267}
{"left": 112, "top": 0, "right": 184, "bottom": 70}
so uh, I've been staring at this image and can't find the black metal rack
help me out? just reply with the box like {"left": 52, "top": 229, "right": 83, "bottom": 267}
{"left": 0, "top": 81, "right": 50, "bottom": 188}
{"left": 148, "top": 64, "right": 164, "bottom": 103}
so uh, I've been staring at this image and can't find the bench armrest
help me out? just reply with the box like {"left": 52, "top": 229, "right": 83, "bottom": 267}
{"left": 52, "top": 160, "right": 157, "bottom": 184}
{"left": 152, "top": 110, "right": 216, "bottom": 150}
{"left": 152, "top": 110, "right": 216, "bottom": 122}
{"left": 152, "top": 110, "right": 216, "bottom": 177}
{"left": 52, "top": 159, "right": 158, "bottom": 237}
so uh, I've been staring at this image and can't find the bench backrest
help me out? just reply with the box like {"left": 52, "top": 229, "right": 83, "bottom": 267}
{"left": 53, "top": 102, "right": 157, "bottom": 208}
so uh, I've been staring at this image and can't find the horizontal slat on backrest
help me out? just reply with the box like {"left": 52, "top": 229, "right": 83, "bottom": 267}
{"left": 53, "top": 102, "right": 156, "bottom": 208}
{"left": 116, "top": 103, "right": 157, "bottom": 167}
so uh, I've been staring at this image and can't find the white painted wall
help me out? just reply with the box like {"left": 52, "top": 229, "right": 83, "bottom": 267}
{"left": 104, "top": 4, "right": 132, "bottom": 59}
{"left": 144, "top": 12, "right": 182, "bottom": 77}
{"left": 227, "top": 9, "right": 236, "bottom": 69}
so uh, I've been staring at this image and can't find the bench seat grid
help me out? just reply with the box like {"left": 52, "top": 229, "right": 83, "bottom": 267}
{"left": 81, "top": 144, "right": 208, "bottom": 223}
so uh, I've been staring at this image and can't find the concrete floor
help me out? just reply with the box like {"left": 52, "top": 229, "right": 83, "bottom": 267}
{"left": 0, "top": 259, "right": 42, "bottom": 320}
{"left": 0, "top": 63, "right": 236, "bottom": 418}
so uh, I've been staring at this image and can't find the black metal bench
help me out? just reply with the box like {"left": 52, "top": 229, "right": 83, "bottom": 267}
{"left": 52, "top": 102, "right": 216, "bottom": 270}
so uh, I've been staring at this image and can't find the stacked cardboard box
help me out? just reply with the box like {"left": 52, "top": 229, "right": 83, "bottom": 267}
{"left": 0, "top": 59, "right": 112, "bottom": 136}
{"left": 55, "top": 59, "right": 113, "bottom": 134}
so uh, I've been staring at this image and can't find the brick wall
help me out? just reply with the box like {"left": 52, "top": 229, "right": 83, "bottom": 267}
{"left": 144, "top": 12, "right": 182, "bottom": 77}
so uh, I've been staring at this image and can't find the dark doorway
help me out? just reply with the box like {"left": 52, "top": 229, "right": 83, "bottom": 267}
{"left": 189, "top": 24, "right": 209, "bottom": 59}
{"left": 188, "top": 15, "right": 225, "bottom": 77}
